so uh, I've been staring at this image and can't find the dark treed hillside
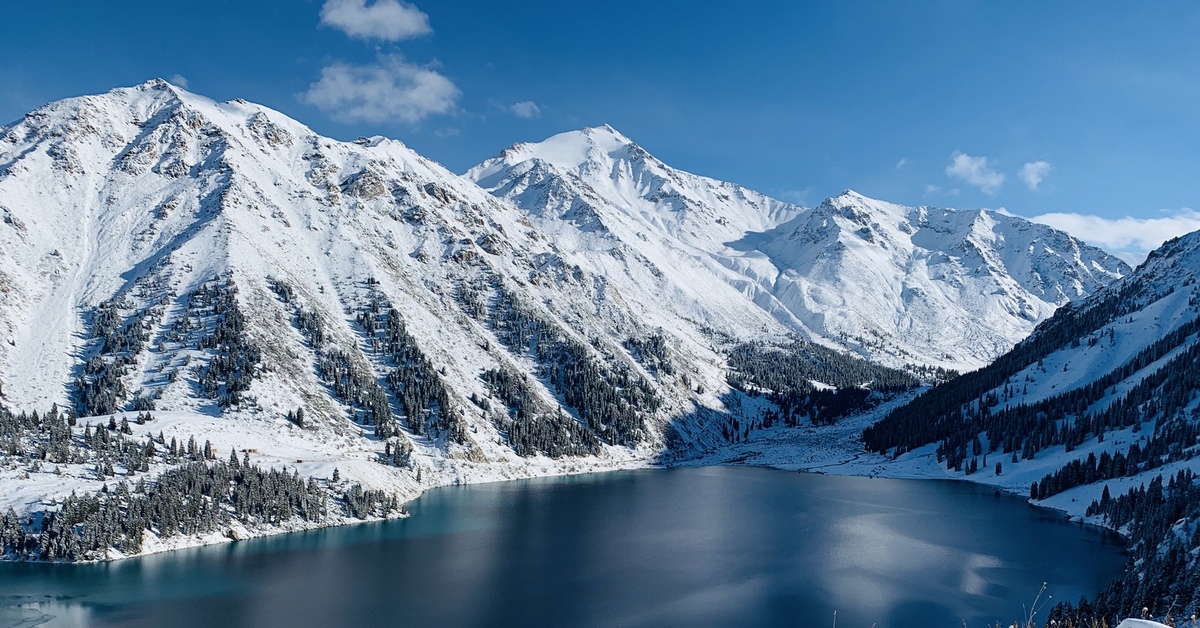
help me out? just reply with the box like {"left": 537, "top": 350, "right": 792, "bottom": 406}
{"left": 727, "top": 339, "right": 923, "bottom": 428}
{"left": 862, "top": 231, "right": 1200, "bottom": 624}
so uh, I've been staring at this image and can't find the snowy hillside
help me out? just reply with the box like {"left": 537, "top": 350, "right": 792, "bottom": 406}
{"left": 862, "top": 229, "right": 1200, "bottom": 623}
{"left": 467, "top": 125, "right": 804, "bottom": 354}
{"left": 470, "top": 130, "right": 1129, "bottom": 370}
{"left": 0, "top": 80, "right": 736, "bottom": 501}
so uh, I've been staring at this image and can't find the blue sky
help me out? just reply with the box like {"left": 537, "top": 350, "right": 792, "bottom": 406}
{"left": 3, "top": 1, "right": 1199, "bottom": 259}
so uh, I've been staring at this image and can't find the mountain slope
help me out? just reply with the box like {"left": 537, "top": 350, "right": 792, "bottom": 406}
{"left": 0, "top": 81, "right": 919, "bottom": 492}
{"left": 469, "top": 130, "right": 1129, "bottom": 370}
{"left": 0, "top": 80, "right": 723, "bottom": 468}
{"left": 864, "top": 230, "right": 1200, "bottom": 622}
{"left": 757, "top": 191, "right": 1130, "bottom": 368}
{"left": 467, "top": 125, "right": 806, "bottom": 351}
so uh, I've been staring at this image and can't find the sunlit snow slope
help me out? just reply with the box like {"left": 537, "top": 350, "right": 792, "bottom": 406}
{"left": 0, "top": 80, "right": 738, "bottom": 465}
{"left": 469, "top": 127, "right": 1129, "bottom": 370}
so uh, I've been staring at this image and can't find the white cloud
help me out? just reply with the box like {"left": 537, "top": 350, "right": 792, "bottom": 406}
{"left": 1019, "top": 160, "right": 1052, "bottom": 190}
{"left": 168, "top": 74, "right": 189, "bottom": 89}
{"left": 777, "top": 187, "right": 813, "bottom": 205}
{"left": 301, "top": 55, "right": 460, "bottom": 124}
{"left": 894, "top": 158, "right": 908, "bottom": 170}
{"left": 1029, "top": 208, "right": 1200, "bottom": 264}
{"left": 508, "top": 101, "right": 541, "bottom": 119}
{"left": 945, "top": 151, "right": 1005, "bottom": 195}
{"left": 320, "top": 0, "right": 431, "bottom": 41}
{"left": 924, "top": 184, "right": 960, "bottom": 197}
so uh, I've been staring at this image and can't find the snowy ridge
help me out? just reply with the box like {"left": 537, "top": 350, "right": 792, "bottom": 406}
{"left": 468, "top": 125, "right": 806, "bottom": 351}
{"left": 0, "top": 81, "right": 737, "bottom": 518}
{"left": 469, "top": 131, "right": 1129, "bottom": 370}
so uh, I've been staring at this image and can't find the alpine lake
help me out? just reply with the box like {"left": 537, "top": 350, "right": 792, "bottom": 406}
{"left": 0, "top": 466, "right": 1126, "bottom": 628}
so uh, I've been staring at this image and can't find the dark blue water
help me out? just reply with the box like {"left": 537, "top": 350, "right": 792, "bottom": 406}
{"left": 0, "top": 467, "right": 1126, "bottom": 628}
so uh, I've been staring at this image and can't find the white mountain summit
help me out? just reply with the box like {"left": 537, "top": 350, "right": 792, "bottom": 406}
{"left": 468, "top": 126, "right": 1130, "bottom": 370}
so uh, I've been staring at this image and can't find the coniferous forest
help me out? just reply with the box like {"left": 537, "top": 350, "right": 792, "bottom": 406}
{"left": 727, "top": 339, "right": 920, "bottom": 427}
{"left": 0, "top": 404, "right": 400, "bottom": 562}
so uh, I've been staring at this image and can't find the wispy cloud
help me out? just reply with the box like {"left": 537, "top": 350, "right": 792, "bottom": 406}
{"left": 507, "top": 101, "right": 541, "bottom": 119}
{"left": 945, "top": 151, "right": 1005, "bottom": 195}
{"left": 776, "top": 187, "right": 813, "bottom": 206}
{"left": 894, "top": 157, "right": 908, "bottom": 170}
{"left": 301, "top": 54, "right": 459, "bottom": 123}
{"left": 1019, "top": 160, "right": 1052, "bottom": 190}
{"left": 924, "top": 184, "right": 960, "bottom": 198}
{"left": 168, "top": 74, "right": 189, "bottom": 89}
{"left": 320, "top": 0, "right": 431, "bottom": 41}
{"left": 1030, "top": 208, "right": 1200, "bottom": 264}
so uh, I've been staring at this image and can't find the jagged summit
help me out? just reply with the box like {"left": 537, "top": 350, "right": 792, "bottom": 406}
{"left": 473, "top": 135, "right": 1131, "bottom": 370}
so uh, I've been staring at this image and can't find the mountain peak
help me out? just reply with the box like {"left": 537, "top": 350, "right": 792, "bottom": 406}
{"left": 818, "top": 189, "right": 909, "bottom": 221}
{"left": 101, "top": 78, "right": 185, "bottom": 105}
{"left": 580, "top": 123, "right": 633, "bottom": 143}
{"left": 501, "top": 124, "right": 640, "bottom": 173}
{"left": 137, "top": 78, "right": 178, "bottom": 92}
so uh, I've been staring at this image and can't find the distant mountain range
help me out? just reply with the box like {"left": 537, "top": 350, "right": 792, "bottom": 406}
{"left": 469, "top": 125, "right": 1128, "bottom": 370}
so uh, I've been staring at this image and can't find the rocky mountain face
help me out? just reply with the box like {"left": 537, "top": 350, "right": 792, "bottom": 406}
{"left": 468, "top": 127, "right": 1129, "bottom": 371}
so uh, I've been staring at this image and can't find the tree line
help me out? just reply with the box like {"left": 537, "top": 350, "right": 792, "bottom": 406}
{"left": 480, "top": 366, "right": 601, "bottom": 458}
{"left": 727, "top": 340, "right": 919, "bottom": 429}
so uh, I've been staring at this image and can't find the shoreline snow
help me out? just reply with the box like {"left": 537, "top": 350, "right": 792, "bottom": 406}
{"left": 0, "top": 399, "right": 1141, "bottom": 565}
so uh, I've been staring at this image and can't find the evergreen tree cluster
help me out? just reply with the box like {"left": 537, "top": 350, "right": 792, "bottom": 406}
{"left": 864, "top": 316, "right": 1200, "bottom": 473}
{"left": 455, "top": 278, "right": 488, "bottom": 320}
{"left": 74, "top": 299, "right": 163, "bottom": 417}
{"left": 0, "top": 400, "right": 402, "bottom": 563}
{"left": 0, "top": 456, "right": 398, "bottom": 562}
{"left": 192, "top": 278, "right": 262, "bottom": 407}
{"left": 1030, "top": 413, "right": 1200, "bottom": 500}
{"left": 489, "top": 286, "right": 659, "bottom": 446}
{"left": 902, "top": 362, "right": 960, "bottom": 385}
{"left": 317, "top": 348, "right": 395, "bottom": 437}
{"left": 727, "top": 340, "right": 918, "bottom": 427}
{"left": 269, "top": 277, "right": 466, "bottom": 443}
{"left": 358, "top": 288, "right": 465, "bottom": 443}
{"left": 481, "top": 367, "right": 601, "bottom": 458}
{"left": 624, "top": 332, "right": 675, "bottom": 377}
{"left": 1, "top": 404, "right": 78, "bottom": 466}
{"left": 341, "top": 484, "right": 400, "bottom": 520}
{"left": 864, "top": 281, "right": 1179, "bottom": 457}
{"left": 268, "top": 278, "right": 399, "bottom": 439}
{"left": 1048, "top": 469, "right": 1200, "bottom": 626}
{"left": 269, "top": 274, "right": 326, "bottom": 346}
{"left": 1, "top": 403, "right": 169, "bottom": 479}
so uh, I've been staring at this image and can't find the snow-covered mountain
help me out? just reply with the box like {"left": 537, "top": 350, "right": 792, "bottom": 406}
{"left": 0, "top": 80, "right": 1159, "bottom": 569}
{"left": 863, "top": 229, "right": 1200, "bottom": 622}
{"left": 469, "top": 128, "right": 1129, "bottom": 370}
{"left": 0, "top": 80, "right": 750, "bottom": 473}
